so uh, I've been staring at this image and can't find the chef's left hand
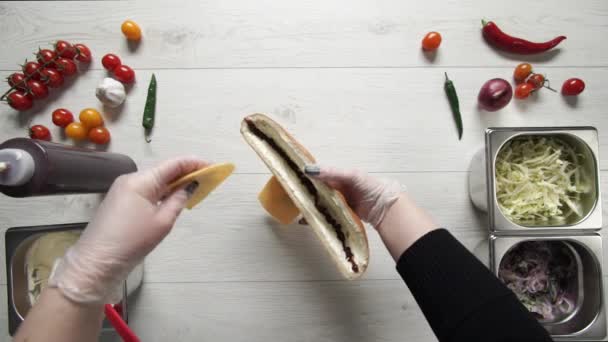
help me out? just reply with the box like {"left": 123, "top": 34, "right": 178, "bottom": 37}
{"left": 50, "top": 157, "right": 207, "bottom": 304}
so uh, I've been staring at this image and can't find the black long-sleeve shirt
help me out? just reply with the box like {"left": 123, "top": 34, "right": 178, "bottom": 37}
{"left": 396, "top": 229, "right": 553, "bottom": 342}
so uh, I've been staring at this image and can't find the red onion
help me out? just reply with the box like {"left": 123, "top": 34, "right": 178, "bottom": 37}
{"left": 478, "top": 78, "right": 513, "bottom": 111}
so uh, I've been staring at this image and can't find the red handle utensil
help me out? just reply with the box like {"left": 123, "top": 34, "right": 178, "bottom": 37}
{"left": 104, "top": 303, "right": 140, "bottom": 342}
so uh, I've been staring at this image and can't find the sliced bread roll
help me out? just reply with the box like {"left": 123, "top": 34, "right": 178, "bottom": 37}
{"left": 241, "top": 113, "right": 369, "bottom": 279}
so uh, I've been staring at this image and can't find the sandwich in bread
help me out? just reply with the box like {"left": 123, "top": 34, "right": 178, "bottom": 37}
{"left": 241, "top": 113, "right": 369, "bottom": 279}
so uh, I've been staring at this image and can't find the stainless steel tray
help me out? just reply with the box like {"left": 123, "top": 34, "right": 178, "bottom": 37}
{"left": 490, "top": 233, "right": 606, "bottom": 340}
{"left": 4, "top": 223, "right": 128, "bottom": 336}
{"left": 469, "top": 126, "right": 602, "bottom": 234}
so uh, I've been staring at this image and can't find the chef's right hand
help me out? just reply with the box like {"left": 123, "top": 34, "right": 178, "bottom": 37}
{"left": 49, "top": 157, "right": 207, "bottom": 304}
{"left": 305, "top": 166, "right": 403, "bottom": 229}
{"left": 307, "top": 165, "right": 439, "bottom": 261}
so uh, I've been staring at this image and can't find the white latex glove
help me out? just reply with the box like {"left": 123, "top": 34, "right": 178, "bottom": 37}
{"left": 49, "top": 157, "right": 208, "bottom": 304}
{"left": 305, "top": 166, "right": 403, "bottom": 228}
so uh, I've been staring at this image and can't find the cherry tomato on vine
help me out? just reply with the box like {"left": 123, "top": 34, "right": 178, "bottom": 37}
{"left": 36, "top": 49, "right": 57, "bottom": 67}
{"left": 562, "top": 78, "right": 585, "bottom": 96}
{"left": 22, "top": 61, "right": 42, "bottom": 80}
{"left": 513, "top": 63, "right": 533, "bottom": 83}
{"left": 74, "top": 43, "right": 92, "bottom": 62}
{"left": 88, "top": 126, "right": 111, "bottom": 145}
{"left": 7, "top": 73, "right": 27, "bottom": 90}
{"left": 55, "top": 40, "right": 77, "bottom": 59}
{"left": 421, "top": 32, "right": 442, "bottom": 51}
{"left": 55, "top": 58, "right": 78, "bottom": 76}
{"left": 114, "top": 65, "right": 135, "bottom": 83}
{"left": 65, "top": 122, "right": 88, "bottom": 140}
{"left": 527, "top": 74, "right": 545, "bottom": 90}
{"left": 515, "top": 83, "right": 535, "bottom": 99}
{"left": 121, "top": 20, "right": 142, "bottom": 40}
{"left": 40, "top": 68, "right": 64, "bottom": 88}
{"left": 29, "top": 125, "right": 51, "bottom": 141}
{"left": 79, "top": 108, "right": 104, "bottom": 129}
{"left": 6, "top": 91, "right": 33, "bottom": 111}
{"left": 26, "top": 80, "right": 49, "bottom": 100}
{"left": 52, "top": 108, "right": 74, "bottom": 128}
{"left": 101, "top": 54, "right": 122, "bottom": 71}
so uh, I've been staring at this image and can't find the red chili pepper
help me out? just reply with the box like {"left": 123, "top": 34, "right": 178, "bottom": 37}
{"left": 482, "top": 19, "right": 566, "bottom": 55}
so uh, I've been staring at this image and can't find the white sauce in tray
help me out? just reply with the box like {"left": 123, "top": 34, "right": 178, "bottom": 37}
{"left": 25, "top": 231, "right": 81, "bottom": 305}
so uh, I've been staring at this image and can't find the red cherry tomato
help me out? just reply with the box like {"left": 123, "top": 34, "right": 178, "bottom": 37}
{"left": 40, "top": 68, "right": 64, "bottom": 88}
{"left": 562, "top": 78, "right": 585, "bottom": 96}
{"left": 52, "top": 108, "right": 74, "bottom": 128}
{"left": 513, "top": 63, "right": 533, "bottom": 83}
{"left": 29, "top": 125, "right": 51, "bottom": 141}
{"left": 26, "top": 80, "right": 49, "bottom": 100}
{"left": 113, "top": 65, "right": 135, "bottom": 83}
{"left": 55, "top": 40, "right": 77, "bottom": 59}
{"left": 74, "top": 43, "right": 92, "bottom": 62}
{"left": 88, "top": 126, "right": 111, "bottom": 145}
{"left": 421, "top": 32, "right": 442, "bottom": 51}
{"left": 55, "top": 58, "right": 78, "bottom": 76}
{"left": 7, "top": 72, "right": 27, "bottom": 90}
{"left": 7, "top": 91, "right": 33, "bottom": 111}
{"left": 515, "top": 83, "right": 535, "bottom": 99}
{"left": 527, "top": 74, "right": 545, "bottom": 90}
{"left": 102, "top": 54, "right": 122, "bottom": 71}
{"left": 22, "top": 61, "right": 42, "bottom": 81}
{"left": 36, "top": 49, "right": 57, "bottom": 68}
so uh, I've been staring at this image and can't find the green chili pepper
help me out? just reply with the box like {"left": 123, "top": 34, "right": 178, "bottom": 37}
{"left": 143, "top": 74, "right": 157, "bottom": 142}
{"left": 444, "top": 72, "right": 463, "bottom": 140}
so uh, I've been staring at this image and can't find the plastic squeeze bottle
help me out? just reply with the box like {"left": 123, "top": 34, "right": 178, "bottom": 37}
{"left": 0, "top": 138, "right": 137, "bottom": 197}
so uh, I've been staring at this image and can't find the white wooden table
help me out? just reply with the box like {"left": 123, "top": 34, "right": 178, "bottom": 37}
{"left": 1, "top": 1, "right": 607, "bottom": 341}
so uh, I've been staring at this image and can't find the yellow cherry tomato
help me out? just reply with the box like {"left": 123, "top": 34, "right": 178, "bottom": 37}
{"left": 79, "top": 108, "right": 104, "bottom": 129}
{"left": 65, "top": 122, "right": 88, "bottom": 141}
{"left": 121, "top": 20, "right": 142, "bottom": 40}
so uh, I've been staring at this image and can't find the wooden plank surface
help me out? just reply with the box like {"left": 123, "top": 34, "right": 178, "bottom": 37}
{"left": 0, "top": 68, "right": 607, "bottom": 173}
{"left": 0, "top": 0, "right": 607, "bottom": 69}
{"left": 1, "top": 0, "right": 607, "bottom": 341}
{"left": 125, "top": 281, "right": 435, "bottom": 342}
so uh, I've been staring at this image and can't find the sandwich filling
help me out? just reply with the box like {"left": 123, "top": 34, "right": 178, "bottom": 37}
{"left": 246, "top": 119, "right": 359, "bottom": 273}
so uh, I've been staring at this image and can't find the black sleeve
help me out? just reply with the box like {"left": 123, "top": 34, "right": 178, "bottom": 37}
{"left": 396, "top": 229, "right": 552, "bottom": 342}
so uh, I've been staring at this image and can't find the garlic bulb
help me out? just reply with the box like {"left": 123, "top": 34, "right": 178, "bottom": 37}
{"left": 95, "top": 78, "right": 126, "bottom": 108}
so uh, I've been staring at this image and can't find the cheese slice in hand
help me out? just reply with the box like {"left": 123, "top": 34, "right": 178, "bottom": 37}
{"left": 168, "top": 163, "right": 235, "bottom": 209}
{"left": 258, "top": 176, "right": 300, "bottom": 224}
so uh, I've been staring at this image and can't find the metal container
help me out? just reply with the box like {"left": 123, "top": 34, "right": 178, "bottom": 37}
{"left": 490, "top": 234, "right": 606, "bottom": 340}
{"left": 4, "top": 223, "right": 140, "bottom": 336}
{"left": 470, "top": 126, "right": 606, "bottom": 340}
{"left": 469, "top": 127, "right": 602, "bottom": 233}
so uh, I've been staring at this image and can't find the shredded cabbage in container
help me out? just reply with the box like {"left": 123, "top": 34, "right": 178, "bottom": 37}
{"left": 495, "top": 136, "right": 590, "bottom": 225}
{"left": 499, "top": 241, "right": 578, "bottom": 322}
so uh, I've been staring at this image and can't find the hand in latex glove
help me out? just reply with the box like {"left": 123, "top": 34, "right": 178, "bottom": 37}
{"left": 306, "top": 166, "right": 403, "bottom": 228}
{"left": 50, "top": 157, "right": 207, "bottom": 304}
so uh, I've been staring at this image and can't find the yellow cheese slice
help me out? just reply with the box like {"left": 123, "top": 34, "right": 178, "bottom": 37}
{"left": 258, "top": 176, "right": 300, "bottom": 224}
{"left": 168, "top": 163, "right": 235, "bottom": 209}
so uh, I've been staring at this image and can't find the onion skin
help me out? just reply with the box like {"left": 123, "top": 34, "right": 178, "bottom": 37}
{"left": 478, "top": 78, "right": 513, "bottom": 112}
